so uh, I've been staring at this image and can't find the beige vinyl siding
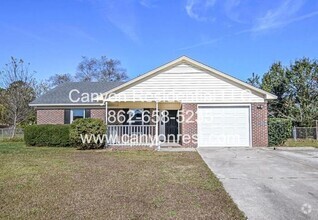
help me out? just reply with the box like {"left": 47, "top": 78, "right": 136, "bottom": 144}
{"left": 108, "top": 63, "right": 265, "bottom": 103}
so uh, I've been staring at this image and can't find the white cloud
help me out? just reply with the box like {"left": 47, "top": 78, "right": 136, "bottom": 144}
{"left": 224, "top": 0, "right": 248, "bottom": 24}
{"left": 185, "top": 0, "right": 217, "bottom": 21}
{"left": 0, "top": 22, "right": 51, "bottom": 44}
{"left": 51, "top": 24, "right": 96, "bottom": 42}
{"left": 91, "top": 0, "right": 140, "bottom": 42}
{"left": 177, "top": 37, "right": 220, "bottom": 50}
{"left": 234, "top": 0, "right": 318, "bottom": 34}
{"left": 222, "top": 0, "right": 318, "bottom": 34}
{"left": 180, "top": 0, "right": 318, "bottom": 51}
{"left": 254, "top": 0, "right": 305, "bottom": 31}
{"left": 139, "top": 0, "right": 157, "bottom": 8}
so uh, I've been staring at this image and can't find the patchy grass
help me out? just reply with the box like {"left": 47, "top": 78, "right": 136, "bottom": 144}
{"left": 0, "top": 142, "right": 245, "bottom": 220}
{"left": 0, "top": 134, "right": 24, "bottom": 142}
{"left": 283, "top": 139, "right": 318, "bottom": 148}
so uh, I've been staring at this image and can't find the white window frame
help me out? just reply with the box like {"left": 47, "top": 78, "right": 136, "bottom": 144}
{"left": 70, "top": 109, "right": 86, "bottom": 123}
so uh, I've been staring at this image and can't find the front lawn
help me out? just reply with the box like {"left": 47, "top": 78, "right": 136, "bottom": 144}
{"left": 0, "top": 142, "right": 245, "bottom": 219}
{"left": 283, "top": 139, "right": 318, "bottom": 148}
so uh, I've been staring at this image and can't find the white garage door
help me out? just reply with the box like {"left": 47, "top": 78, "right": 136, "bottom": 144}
{"left": 197, "top": 106, "right": 250, "bottom": 147}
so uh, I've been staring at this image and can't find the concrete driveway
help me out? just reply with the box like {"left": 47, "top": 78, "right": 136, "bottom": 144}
{"left": 197, "top": 147, "right": 318, "bottom": 220}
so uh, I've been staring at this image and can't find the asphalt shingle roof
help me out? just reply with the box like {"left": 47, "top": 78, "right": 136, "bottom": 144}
{"left": 31, "top": 81, "right": 124, "bottom": 105}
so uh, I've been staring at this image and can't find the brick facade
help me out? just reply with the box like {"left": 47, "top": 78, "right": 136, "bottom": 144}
{"left": 251, "top": 103, "right": 268, "bottom": 147}
{"left": 36, "top": 103, "right": 269, "bottom": 147}
{"left": 37, "top": 109, "right": 64, "bottom": 124}
{"left": 37, "top": 108, "right": 106, "bottom": 125}
{"left": 91, "top": 108, "right": 105, "bottom": 121}
{"left": 180, "top": 103, "right": 198, "bottom": 147}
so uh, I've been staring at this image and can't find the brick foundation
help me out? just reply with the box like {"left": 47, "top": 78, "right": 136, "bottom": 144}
{"left": 37, "top": 109, "right": 64, "bottom": 124}
{"left": 251, "top": 103, "right": 268, "bottom": 147}
{"left": 180, "top": 103, "right": 198, "bottom": 147}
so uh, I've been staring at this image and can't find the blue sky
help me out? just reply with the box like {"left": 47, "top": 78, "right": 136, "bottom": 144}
{"left": 1, "top": 0, "right": 318, "bottom": 82}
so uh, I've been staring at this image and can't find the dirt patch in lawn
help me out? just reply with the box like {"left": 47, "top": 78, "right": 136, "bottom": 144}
{"left": 0, "top": 143, "right": 245, "bottom": 219}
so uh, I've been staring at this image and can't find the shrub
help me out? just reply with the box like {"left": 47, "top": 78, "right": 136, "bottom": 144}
{"left": 69, "top": 118, "right": 106, "bottom": 150}
{"left": 24, "top": 124, "right": 71, "bottom": 147}
{"left": 268, "top": 118, "right": 292, "bottom": 146}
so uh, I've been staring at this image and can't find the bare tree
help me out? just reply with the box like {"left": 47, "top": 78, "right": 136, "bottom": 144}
{"left": 0, "top": 87, "right": 6, "bottom": 125}
{"left": 35, "top": 80, "right": 50, "bottom": 97}
{"left": 0, "top": 57, "right": 36, "bottom": 137}
{"left": 75, "top": 56, "right": 128, "bottom": 82}
{"left": 48, "top": 73, "right": 73, "bottom": 87}
{"left": 75, "top": 57, "right": 98, "bottom": 81}
{"left": 97, "top": 56, "right": 128, "bottom": 81}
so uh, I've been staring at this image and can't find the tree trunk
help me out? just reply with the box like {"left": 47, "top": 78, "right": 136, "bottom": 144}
{"left": 11, "top": 114, "right": 17, "bottom": 138}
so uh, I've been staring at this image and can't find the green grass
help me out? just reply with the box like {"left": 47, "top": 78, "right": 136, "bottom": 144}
{"left": 0, "top": 134, "right": 24, "bottom": 142}
{"left": 0, "top": 142, "right": 245, "bottom": 219}
{"left": 283, "top": 139, "right": 318, "bottom": 148}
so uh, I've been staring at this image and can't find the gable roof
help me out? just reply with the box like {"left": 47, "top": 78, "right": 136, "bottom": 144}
{"left": 101, "top": 56, "right": 277, "bottom": 100}
{"left": 30, "top": 81, "right": 124, "bottom": 107}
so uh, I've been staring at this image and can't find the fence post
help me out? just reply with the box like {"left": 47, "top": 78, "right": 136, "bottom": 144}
{"left": 293, "top": 126, "right": 297, "bottom": 141}
{"left": 316, "top": 120, "right": 318, "bottom": 140}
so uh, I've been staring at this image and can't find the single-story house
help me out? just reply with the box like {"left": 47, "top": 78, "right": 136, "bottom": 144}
{"left": 30, "top": 56, "right": 277, "bottom": 148}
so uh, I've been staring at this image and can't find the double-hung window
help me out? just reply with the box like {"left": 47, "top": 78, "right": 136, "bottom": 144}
{"left": 71, "top": 109, "right": 85, "bottom": 123}
{"left": 64, "top": 109, "right": 91, "bottom": 124}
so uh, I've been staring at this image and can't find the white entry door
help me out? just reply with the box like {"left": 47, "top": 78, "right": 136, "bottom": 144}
{"left": 197, "top": 106, "right": 250, "bottom": 147}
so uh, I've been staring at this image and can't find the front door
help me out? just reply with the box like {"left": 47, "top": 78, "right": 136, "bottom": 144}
{"left": 165, "top": 110, "right": 179, "bottom": 142}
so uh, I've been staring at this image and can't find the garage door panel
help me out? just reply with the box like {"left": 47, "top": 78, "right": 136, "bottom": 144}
{"left": 198, "top": 106, "right": 250, "bottom": 147}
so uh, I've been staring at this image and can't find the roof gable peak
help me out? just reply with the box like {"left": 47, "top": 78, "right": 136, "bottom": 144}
{"left": 100, "top": 56, "right": 277, "bottom": 100}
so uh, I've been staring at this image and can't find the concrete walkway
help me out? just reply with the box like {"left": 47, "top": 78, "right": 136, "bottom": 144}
{"left": 198, "top": 147, "right": 318, "bottom": 220}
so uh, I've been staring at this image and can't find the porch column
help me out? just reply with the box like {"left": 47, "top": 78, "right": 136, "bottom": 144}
{"left": 155, "top": 101, "right": 160, "bottom": 149}
{"left": 104, "top": 101, "right": 108, "bottom": 148}
{"left": 105, "top": 101, "right": 108, "bottom": 125}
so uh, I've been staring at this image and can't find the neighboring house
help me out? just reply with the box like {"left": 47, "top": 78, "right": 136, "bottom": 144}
{"left": 30, "top": 56, "right": 276, "bottom": 148}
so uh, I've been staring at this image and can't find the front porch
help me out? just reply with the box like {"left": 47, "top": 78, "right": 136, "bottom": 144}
{"left": 105, "top": 101, "right": 182, "bottom": 147}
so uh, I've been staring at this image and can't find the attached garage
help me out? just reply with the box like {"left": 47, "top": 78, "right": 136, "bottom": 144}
{"left": 197, "top": 105, "right": 251, "bottom": 147}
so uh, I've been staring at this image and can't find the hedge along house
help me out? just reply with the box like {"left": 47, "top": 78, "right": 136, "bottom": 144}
{"left": 30, "top": 56, "right": 277, "bottom": 148}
